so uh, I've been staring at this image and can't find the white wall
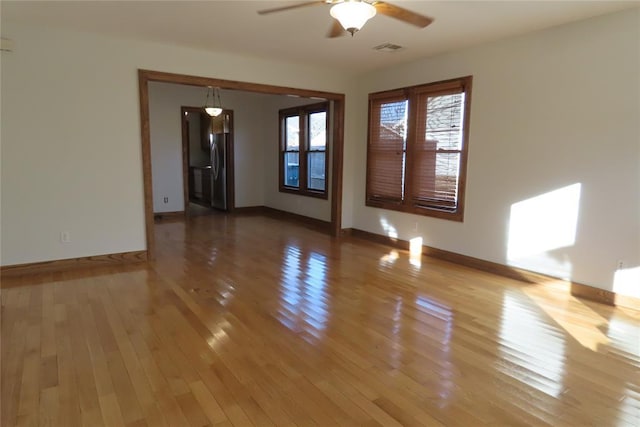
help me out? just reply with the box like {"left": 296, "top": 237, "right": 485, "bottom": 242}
{"left": 354, "top": 9, "right": 640, "bottom": 295}
{"left": 0, "top": 21, "right": 354, "bottom": 265}
{"left": 149, "top": 82, "right": 188, "bottom": 213}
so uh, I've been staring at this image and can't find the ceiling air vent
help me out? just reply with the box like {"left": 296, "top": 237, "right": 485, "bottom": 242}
{"left": 372, "top": 43, "right": 404, "bottom": 53}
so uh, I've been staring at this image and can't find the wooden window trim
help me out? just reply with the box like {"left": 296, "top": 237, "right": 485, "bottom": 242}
{"left": 279, "top": 102, "right": 329, "bottom": 199}
{"left": 366, "top": 76, "right": 473, "bottom": 222}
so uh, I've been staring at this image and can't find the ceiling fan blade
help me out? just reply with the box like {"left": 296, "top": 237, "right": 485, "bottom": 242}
{"left": 258, "top": 1, "right": 325, "bottom": 15}
{"left": 327, "top": 20, "right": 346, "bottom": 38}
{"left": 373, "top": 1, "right": 434, "bottom": 28}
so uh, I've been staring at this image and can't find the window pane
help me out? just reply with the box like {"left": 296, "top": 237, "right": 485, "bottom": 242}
{"left": 284, "top": 152, "right": 299, "bottom": 188}
{"left": 309, "top": 111, "right": 326, "bottom": 151}
{"left": 425, "top": 93, "right": 464, "bottom": 150}
{"left": 307, "top": 151, "right": 325, "bottom": 191}
{"left": 286, "top": 116, "right": 300, "bottom": 151}
{"left": 380, "top": 101, "right": 408, "bottom": 145}
{"left": 368, "top": 99, "right": 408, "bottom": 202}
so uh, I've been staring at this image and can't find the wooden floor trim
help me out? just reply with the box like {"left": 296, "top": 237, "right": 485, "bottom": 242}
{"left": 347, "top": 228, "right": 639, "bottom": 311}
{"left": 570, "top": 282, "right": 640, "bottom": 310}
{"left": 0, "top": 250, "right": 148, "bottom": 280}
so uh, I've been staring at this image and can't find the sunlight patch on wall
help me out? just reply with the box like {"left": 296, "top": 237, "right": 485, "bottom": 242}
{"left": 508, "top": 183, "right": 581, "bottom": 259}
{"left": 409, "top": 237, "right": 423, "bottom": 268}
{"left": 507, "top": 183, "right": 581, "bottom": 278}
{"left": 613, "top": 266, "right": 640, "bottom": 298}
{"left": 380, "top": 217, "right": 398, "bottom": 239}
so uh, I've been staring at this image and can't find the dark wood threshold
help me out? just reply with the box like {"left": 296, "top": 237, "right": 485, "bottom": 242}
{"left": 0, "top": 250, "right": 148, "bottom": 282}
{"left": 345, "top": 228, "right": 639, "bottom": 311}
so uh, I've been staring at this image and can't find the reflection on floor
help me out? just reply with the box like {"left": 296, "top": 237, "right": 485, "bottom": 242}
{"left": 2, "top": 214, "right": 639, "bottom": 426}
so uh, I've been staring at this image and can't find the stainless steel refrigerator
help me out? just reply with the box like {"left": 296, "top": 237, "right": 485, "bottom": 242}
{"left": 210, "top": 113, "right": 229, "bottom": 210}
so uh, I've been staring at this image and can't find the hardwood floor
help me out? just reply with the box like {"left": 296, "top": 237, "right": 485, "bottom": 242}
{"left": 2, "top": 214, "right": 639, "bottom": 426}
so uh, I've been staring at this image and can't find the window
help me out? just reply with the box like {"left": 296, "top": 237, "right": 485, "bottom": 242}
{"left": 366, "top": 76, "right": 472, "bottom": 221}
{"left": 280, "top": 102, "right": 329, "bottom": 198}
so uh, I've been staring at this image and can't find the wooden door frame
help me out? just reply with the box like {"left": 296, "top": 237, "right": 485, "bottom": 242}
{"left": 138, "top": 69, "right": 345, "bottom": 260}
{"left": 180, "top": 107, "right": 235, "bottom": 213}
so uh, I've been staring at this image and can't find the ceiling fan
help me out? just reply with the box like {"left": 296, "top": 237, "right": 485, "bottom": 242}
{"left": 258, "top": 0, "right": 434, "bottom": 37}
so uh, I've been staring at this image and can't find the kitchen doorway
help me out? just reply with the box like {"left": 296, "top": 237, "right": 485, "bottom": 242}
{"left": 181, "top": 106, "right": 234, "bottom": 215}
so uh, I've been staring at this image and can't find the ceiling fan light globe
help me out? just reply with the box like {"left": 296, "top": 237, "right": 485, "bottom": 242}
{"left": 205, "top": 107, "right": 223, "bottom": 117}
{"left": 330, "top": 1, "right": 376, "bottom": 34}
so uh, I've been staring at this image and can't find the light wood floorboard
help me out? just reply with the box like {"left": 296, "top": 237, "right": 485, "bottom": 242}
{"left": 2, "top": 214, "right": 639, "bottom": 426}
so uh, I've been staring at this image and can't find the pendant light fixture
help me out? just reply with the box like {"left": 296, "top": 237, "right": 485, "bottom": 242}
{"left": 204, "top": 86, "right": 223, "bottom": 117}
{"left": 330, "top": 0, "right": 377, "bottom": 36}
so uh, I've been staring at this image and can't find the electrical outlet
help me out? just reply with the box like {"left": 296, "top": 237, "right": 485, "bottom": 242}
{"left": 60, "top": 231, "right": 71, "bottom": 243}
{"left": 413, "top": 222, "right": 419, "bottom": 232}
{"left": 163, "top": 197, "right": 168, "bottom": 203}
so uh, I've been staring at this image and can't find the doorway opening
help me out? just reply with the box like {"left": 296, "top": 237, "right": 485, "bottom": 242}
{"left": 139, "top": 69, "right": 345, "bottom": 260}
{"left": 181, "top": 107, "right": 234, "bottom": 216}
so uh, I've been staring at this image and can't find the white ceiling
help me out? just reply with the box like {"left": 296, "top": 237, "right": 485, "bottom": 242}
{"left": 2, "top": 1, "right": 638, "bottom": 73}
